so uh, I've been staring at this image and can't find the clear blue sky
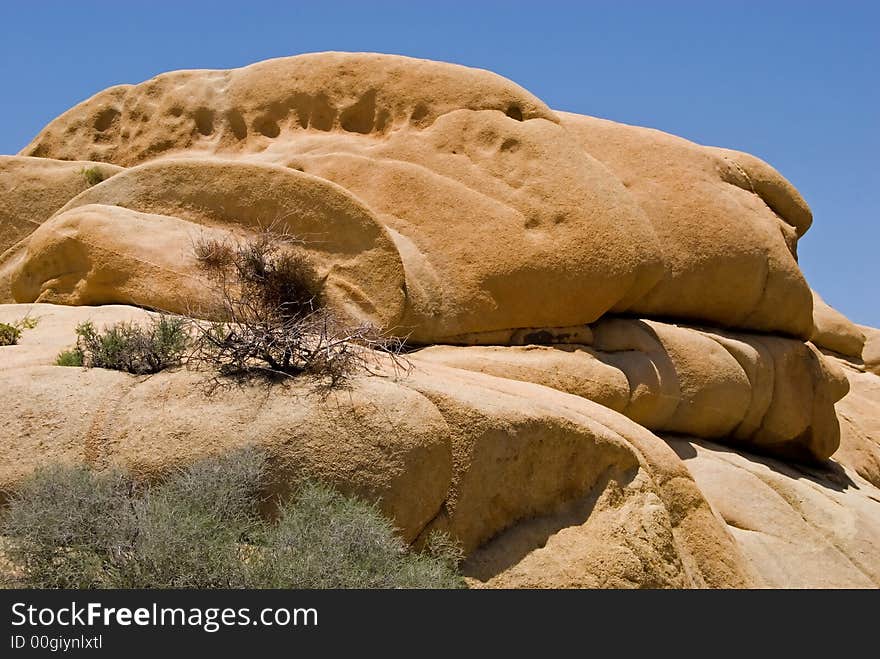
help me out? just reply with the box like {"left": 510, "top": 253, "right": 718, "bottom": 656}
{"left": 2, "top": 1, "right": 877, "bottom": 326}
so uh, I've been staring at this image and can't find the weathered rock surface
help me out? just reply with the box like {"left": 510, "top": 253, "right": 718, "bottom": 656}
{"left": 0, "top": 156, "right": 122, "bottom": 256}
{"left": 859, "top": 324, "right": 880, "bottom": 376}
{"left": 834, "top": 358, "right": 880, "bottom": 489}
{"left": 4, "top": 53, "right": 818, "bottom": 342}
{"left": 558, "top": 113, "right": 814, "bottom": 338}
{"left": 0, "top": 304, "right": 753, "bottom": 587}
{"left": 1, "top": 52, "right": 878, "bottom": 588}
{"left": 665, "top": 437, "right": 880, "bottom": 588}
{"left": 0, "top": 157, "right": 123, "bottom": 302}
{"left": 811, "top": 290, "right": 865, "bottom": 357}
{"left": 415, "top": 317, "right": 849, "bottom": 462}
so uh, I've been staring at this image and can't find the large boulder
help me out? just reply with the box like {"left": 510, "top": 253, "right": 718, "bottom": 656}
{"left": 5, "top": 160, "right": 406, "bottom": 328}
{"left": 0, "top": 156, "right": 122, "bottom": 256}
{"left": 0, "top": 157, "right": 123, "bottom": 301}
{"left": 4, "top": 52, "right": 815, "bottom": 342}
{"left": 1, "top": 53, "right": 879, "bottom": 589}
{"left": 832, "top": 357, "right": 880, "bottom": 489}
{"left": 810, "top": 290, "right": 866, "bottom": 357}
{"left": 559, "top": 113, "right": 814, "bottom": 338}
{"left": 666, "top": 437, "right": 880, "bottom": 588}
{"left": 0, "top": 303, "right": 752, "bottom": 587}
{"left": 415, "top": 317, "right": 849, "bottom": 462}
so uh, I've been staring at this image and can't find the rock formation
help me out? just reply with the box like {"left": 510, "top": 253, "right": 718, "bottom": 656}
{"left": 1, "top": 52, "right": 878, "bottom": 588}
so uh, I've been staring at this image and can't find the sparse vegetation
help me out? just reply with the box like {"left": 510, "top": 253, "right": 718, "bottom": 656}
{"left": 0, "top": 450, "right": 465, "bottom": 589}
{"left": 0, "top": 323, "right": 20, "bottom": 346}
{"left": 50, "top": 229, "right": 407, "bottom": 387}
{"left": 80, "top": 166, "right": 106, "bottom": 186}
{"left": 0, "top": 314, "right": 39, "bottom": 346}
{"left": 62, "top": 316, "right": 189, "bottom": 374}
{"left": 253, "top": 482, "right": 464, "bottom": 588}
{"left": 191, "top": 230, "right": 407, "bottom": 388}
{"left": 54, "top": 349, "right": 84, "bottom": 367}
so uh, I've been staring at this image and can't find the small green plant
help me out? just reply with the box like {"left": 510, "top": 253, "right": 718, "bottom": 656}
{"left": 71, "top": 315, "right": 188, "bottom": 374}
{"left": 0, "top": 315, "right": 39, "bottom": 346}
{"left": 0, "top": 323, "right": 20, "bottom": 346}
{"left": 0, "top": 450, "right": 465, "bottom": 589}
{"left": 55, "top": 349, "right": 84, "bottom": 367}
{"left": 80, "top": 166, "right": 106, "bottom": 186}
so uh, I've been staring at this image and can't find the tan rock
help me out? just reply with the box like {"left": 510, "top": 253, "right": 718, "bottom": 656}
{"left": 0, "top": 303, "right": 753, "bottom": 587}
{"left": 559, "top": 113, "right": 814, "bottom": 338}
{"left": 667, "top": 437, "right": 880, "bottom": 588}
{"left": 0, "top": 304, "right": 449, "bottom": 541}
{"left": 462, "top": 396, "right": 757, "bottom": 588}
{"left": 21, "top": 52, "right": 558, "bottom": 165}
{"left": 810, "top": 290, "right": 865, "bottom": 357}
{"left": 7, "top": 52, "right": 816, "bottom": 342}
{"left": 0, "top": 156, "right": 123, "bottom": 256}
{"left": 413, "top": 343, "right": 629, "bottom": 412}
{"left": 0, "top": 157, "right": 123, "bottom": 301}
{"left": 415, "top": 317, "right": 849, "bottom": 462}
{"left": 829, "top": 353, "right": 880, "bottom": 488}
{"left": 2, "top": 53, "right": 879, "bottom": 589}
{"left": 859, "top": 324, "right": 880, "bottom": 375}
{"left": 6, "top": 160, "right": 406, "bottom": 328}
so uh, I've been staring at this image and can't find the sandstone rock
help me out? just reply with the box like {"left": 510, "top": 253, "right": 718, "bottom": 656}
{"left": 859, "top": 324, "right": 880, "bottom": 375}
{"left": 0, "top": 303, "right": 752, "bottom": 587}
{"left": 6, "top": 159, "right": 406, "bottom": 328}
{"left": 559, "top": 113, "right": 814, "bottom": 338}
{"left": 2, "top": 53, "right": 879, "bottom": 590}
{"left": 0, "top": 304, "right": 448, "bottom": 541}
{"left": 0, "top": 157, "right": 123, "bottom": 301}
{"left": 4, "top": 52, "right": 815, "bottom": 342}
{"left": 21, "top": 52, "right": 558, "bottom": 165}
{"left": 415, "top": 317, "right": 849, "bottom": 462}
{"left": 810, "top": 290, "right": 865, "bottom": 357}
{"left": 832, "top": 357, "right": 880, "bottom": 488}
{"left": 0, "top": 156, "right": 123, "bottom": 256}
{"left": 666, "top": 437, "right": 880, "bottom": 588}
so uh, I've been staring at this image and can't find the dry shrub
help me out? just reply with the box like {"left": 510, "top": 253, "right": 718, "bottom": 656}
{"left": 191, "top": 229, "right": 407, "bottom": 388}
{"left": 0, "top": 451, "right": 465, "bottom": 589}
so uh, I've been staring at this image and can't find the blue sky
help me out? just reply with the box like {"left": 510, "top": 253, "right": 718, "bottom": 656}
{"left": 1, "top": 1, "right": 877, "bottom": 326}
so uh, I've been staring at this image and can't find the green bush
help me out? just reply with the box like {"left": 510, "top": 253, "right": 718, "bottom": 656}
{"left": 55, "top": 349, "right": 84, "bottom": 367}
{"left": 0, "top": 464, "right": 139, "bottom": 588}
{"left": 0, "top": 323, "right": 20, "bottom": 346}
{"left": 0, "top": 315, "right": 38, "bottom": 346}
{"left": 254, "top": 481, "right": 464, "bottom": 588}
{"left": 71, "top": 315, "right": 188, "bottom": 374}
{"left": 80, "top": 167, "right": 106, "bottom": 186}
{"left": 0, "top": 450, "right": 465, "bottom": 589}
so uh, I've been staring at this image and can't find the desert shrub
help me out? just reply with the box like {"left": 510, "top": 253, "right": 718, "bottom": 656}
{"left": 253, "top": 481, "right": 464, "bottom": 589}
{"left": 0, "top": 315, "right": 38, "bottom": 346}
{"left": 55, "top": 349, "right": 84, "bottom": 367}
{"left": 72, "top": 315, "right": 188, "bottom": 374}
{"left": 195, "top": 232, "right": 321, "bottom": 316}
{"left": 80, "top": 166, "right": 106, "bottom": 186}
{"left": 192, "top": 230, "right": 407, "bottom": 387}
{"left": 0, "top": 451, "right": 464, "bottom": 589}
{"left": 0, "top": 464, "right": 139, "bottom": 588}
{"left": 111, "top": 450, "right": 266, "bottom": 588}
{"left": 0, "top": 323, "right": 20, "bottom": 346}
